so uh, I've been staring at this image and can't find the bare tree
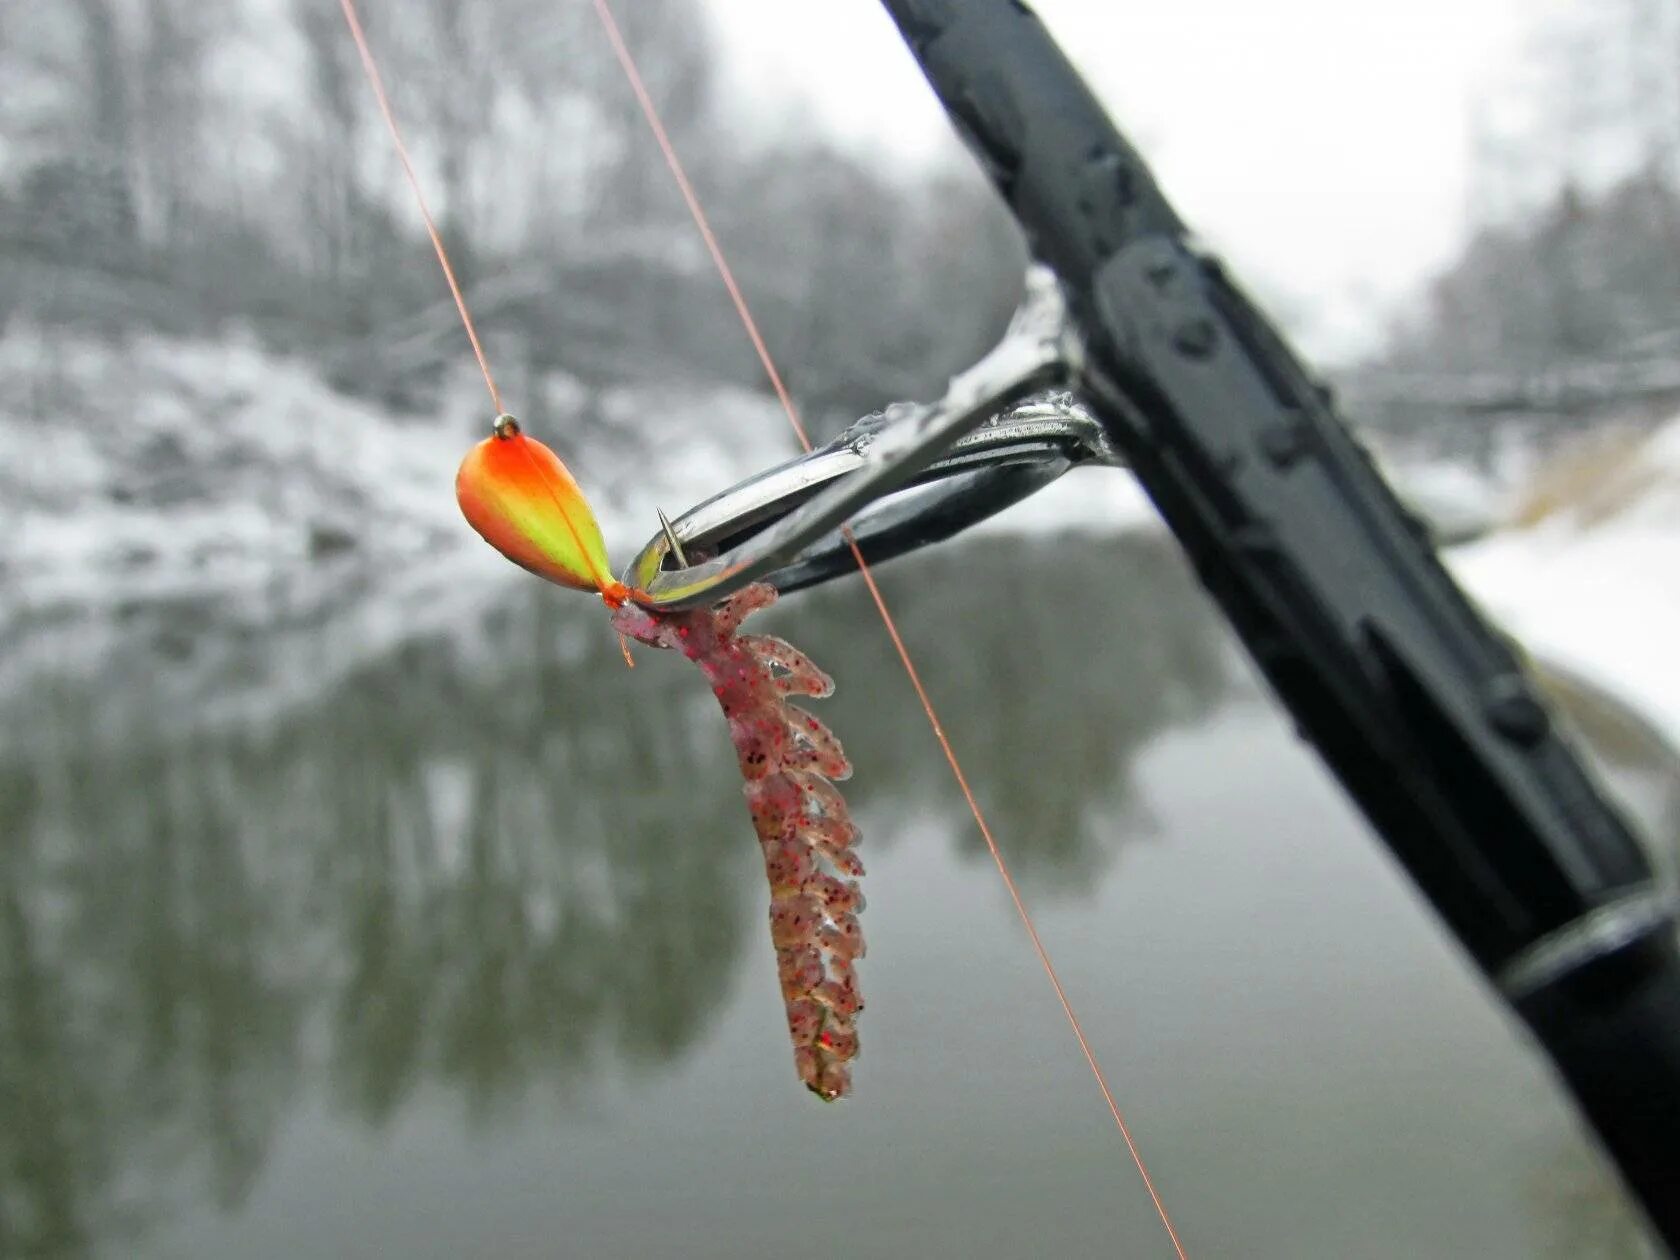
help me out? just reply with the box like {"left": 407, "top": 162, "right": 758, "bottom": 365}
{"left": 294, "top": 0, "right": 373, "bottom": 285}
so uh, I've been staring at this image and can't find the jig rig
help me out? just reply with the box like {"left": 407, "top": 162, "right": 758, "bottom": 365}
{"left": 455, "top": 413, "right": 867, "bottom": 1100}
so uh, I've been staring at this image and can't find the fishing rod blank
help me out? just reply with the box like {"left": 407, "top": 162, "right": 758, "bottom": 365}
{"left": 877, "top": 0, "right": 1680, "bottom": 1250}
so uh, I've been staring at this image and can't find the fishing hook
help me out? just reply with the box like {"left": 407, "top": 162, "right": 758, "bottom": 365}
{"left": 624, "top": 266, "right": 1108, "bottom": 609}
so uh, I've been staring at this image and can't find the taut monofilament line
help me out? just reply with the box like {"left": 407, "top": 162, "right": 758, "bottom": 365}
{"left": 586, "top": 0, "right": 1187, "bottom": 1251}
{"left": 341, "top": 0, "right": 1187, "bottom": 1248}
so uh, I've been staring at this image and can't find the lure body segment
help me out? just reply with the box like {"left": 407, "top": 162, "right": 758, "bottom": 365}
{"left": 613, "top": 584, "right": 865, "bottom": 1100}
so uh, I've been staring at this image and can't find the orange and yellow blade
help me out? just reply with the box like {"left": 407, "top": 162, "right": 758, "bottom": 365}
{"left": 455, "top": 416, "right": 627, "bottom": 603}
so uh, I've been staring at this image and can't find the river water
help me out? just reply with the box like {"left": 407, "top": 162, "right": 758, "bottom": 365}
{"left": 1, "top": 533, "right": 1672, "bottom": 1259}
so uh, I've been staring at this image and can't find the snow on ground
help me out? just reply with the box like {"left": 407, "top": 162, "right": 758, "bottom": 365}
{"left": 0, "top": 322, "right": 1514, "bottom": 605}
{"left": 6, "top": 323, "right": 1677, "bottom": 763}
{"left": 0, "top": 323, "right": 788, "bottom": 608}
{"left": 1449, "top": 418, "right": 1680, "bottom": 751}
{"left": 977, "top": 416, "right": 1680, "bottom": 768}
{"left": 0, "top": 323, "right": 467, "bottom": 603}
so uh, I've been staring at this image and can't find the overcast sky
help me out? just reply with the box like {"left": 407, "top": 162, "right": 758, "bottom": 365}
{"left": 707, "top": 0, "right": 1530, "bottom": 365}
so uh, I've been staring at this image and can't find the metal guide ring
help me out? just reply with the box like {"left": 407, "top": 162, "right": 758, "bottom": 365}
{"left": 622, "top": 268, "right": 1116, "bottom": 609}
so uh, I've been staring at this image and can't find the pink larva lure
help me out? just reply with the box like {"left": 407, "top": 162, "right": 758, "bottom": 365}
{"left": 610, "top": 584, "right": 865, "bottom": 1100}
{"left": 456, "top": 420, "right": 863, "bottom": 1100}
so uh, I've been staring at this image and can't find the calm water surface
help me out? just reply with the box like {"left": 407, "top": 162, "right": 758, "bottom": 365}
{"left": 2, "top": 534, "right": 1672, "bottom": 1259}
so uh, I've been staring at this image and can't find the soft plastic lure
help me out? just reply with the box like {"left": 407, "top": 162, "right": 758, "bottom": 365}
{"left": 456, "top": 416, "right": 865, "bottom": 1100}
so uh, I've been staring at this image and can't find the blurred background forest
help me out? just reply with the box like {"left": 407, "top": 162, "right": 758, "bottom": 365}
{"left": 0, "top": 0, "right": 1022, "bottom": 420}
{"left": 6, "top": 1, "right": 1680, "bottom": 394}
{"left": 4, "top": 0, "right": 1680, "bottom": 584}
{"left": 3, "top": 0, "right": 1680, "bottom": 574}
{"left": 0, "top": 0, "right": 1038, "bottom": 601}
{"left": 1355, "top": 0, "right": 1680, "bottom": 463}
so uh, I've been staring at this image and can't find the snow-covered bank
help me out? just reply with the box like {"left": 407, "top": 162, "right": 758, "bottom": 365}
{"left": 1455, "top": 522, "right": 1680, "bottom": 741}
{"left": 1, "top": 324, "right": 467, "bottom": 602}
{"left": 0, "top": 324, "right": 788, "bottom": 607}
{"left": 1449, "top": 419, "right": 1680, "bottom": 751}
{"left": 984, "top": 415, "right": 1680, "bottom": 780}
{"left": 4, "top": 324, "right": 1514, "bottom": 605}
{"left": 971, "top": 429, "right": 1511, "bottom": 540}
{"left": 7, "top": 323, "right": 1676, "bottom": 769}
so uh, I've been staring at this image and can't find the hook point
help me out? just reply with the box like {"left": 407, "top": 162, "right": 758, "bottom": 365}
{"left": 657, "top": 508, "right": 689, "bottom": 567}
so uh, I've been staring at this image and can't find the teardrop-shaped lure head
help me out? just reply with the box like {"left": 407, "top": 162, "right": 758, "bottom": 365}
{"left": 456, "top": 415, "right": 628, "bottom": 604}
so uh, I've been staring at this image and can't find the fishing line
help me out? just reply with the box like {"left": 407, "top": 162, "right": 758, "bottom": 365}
{"left": 342, "top": 0, "right": 624, "bottom": 606}
{"left": 339, "top": 0, "right": 1188, "bottom": 1250}
{"left": 338, "top": 0, "right": 503, "bottom": 416}
{"left": 588, "top": 2, "right": 1189, "bottom": 1254}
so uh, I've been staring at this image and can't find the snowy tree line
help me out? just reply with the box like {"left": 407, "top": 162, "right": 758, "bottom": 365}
{"left": 1355, "top": 0, "right": 1680, "bottom": 443}
{"left": 8, "top": 1, "right": 1680, "bottom": 443}
{"left": 0, "top": 0, "right": 1026, "bottom": 426}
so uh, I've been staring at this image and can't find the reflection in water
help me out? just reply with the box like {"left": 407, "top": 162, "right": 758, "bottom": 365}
{"left": 0, "top": 533, "right": 1234, "bottom": 1258}
{"left": 796, "top": 535, "right": 1235, "bottom": 890}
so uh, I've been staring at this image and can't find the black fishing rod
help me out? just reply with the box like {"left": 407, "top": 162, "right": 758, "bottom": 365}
{"left": 870, "top": 0, "right": 1680, "bottom": 1249}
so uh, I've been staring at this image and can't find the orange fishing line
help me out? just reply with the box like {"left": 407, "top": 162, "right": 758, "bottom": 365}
{"left": 588, "top": 2, "right": 1189, "bottom": 1254}
{"left": 338, "top": 0, "right": 503, "bottom": 417}
{"left": 342, "top": 0, "right": 1190, "bottom": 1246}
